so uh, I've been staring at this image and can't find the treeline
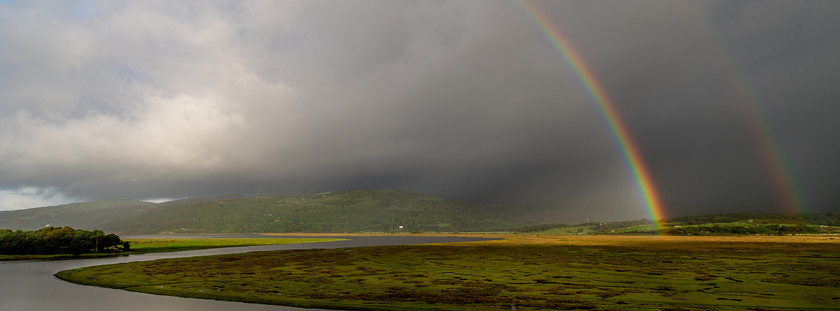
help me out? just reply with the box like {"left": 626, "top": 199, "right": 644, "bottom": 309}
{"left": 0, "top": 226, "right": 126, "bottom": 255}
{"left": 666, "top": 212, "right": 804, "bottom": 225}
{"left": 664, "top": 224, "right": 820, "bottom": 236}
{"left": 665, "top": 212, "right": 840, "bottom": 226}
{"left": 804, "top": 212, "right": 840, "bottom": 226}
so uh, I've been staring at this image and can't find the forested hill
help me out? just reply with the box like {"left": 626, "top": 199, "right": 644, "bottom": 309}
{"left": 100, "top": 190, "right": 511, "bottom": 234}
{"left": 0, "top": 200, "right": 157, "bottom": 231}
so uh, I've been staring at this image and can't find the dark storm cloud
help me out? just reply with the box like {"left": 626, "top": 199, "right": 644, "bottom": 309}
{"left": 0, "top": 0, "right": 838, "bottom": 222}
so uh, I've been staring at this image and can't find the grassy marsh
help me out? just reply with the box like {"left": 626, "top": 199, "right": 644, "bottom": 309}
{"left": 56, "top": 235, "right": 840, "bottom": 310}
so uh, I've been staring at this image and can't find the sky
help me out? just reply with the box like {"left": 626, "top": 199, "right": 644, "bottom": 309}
{"left": 0, "top": 0, "right": 838, "bottom": 222}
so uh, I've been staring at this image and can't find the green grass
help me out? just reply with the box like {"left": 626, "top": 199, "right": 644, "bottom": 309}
{"left": 0, "top": 237, "right": 343, "bottom": 260}
{"left": 56, "top": 235, "right": 840, "bottom": 310}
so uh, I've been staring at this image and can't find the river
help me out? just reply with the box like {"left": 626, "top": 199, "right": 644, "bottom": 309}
{"left": 0, "top": 235, "right": 491, "bottom": 311}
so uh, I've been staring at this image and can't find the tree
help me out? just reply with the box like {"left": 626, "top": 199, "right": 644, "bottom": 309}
{"left": 0, "top": 227, "right": 125, "bottom": 255}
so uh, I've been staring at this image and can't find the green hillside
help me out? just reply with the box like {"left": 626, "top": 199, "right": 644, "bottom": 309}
{"left": 100, "top": 190, "right": 511, "bottom": 234}
{"left": 0, "top": 200, "right": 157, "bottom": 231}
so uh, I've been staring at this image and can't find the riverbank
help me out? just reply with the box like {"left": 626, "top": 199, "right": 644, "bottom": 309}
{"left": 1, "top": 237, "right": 343, "bottom": 261}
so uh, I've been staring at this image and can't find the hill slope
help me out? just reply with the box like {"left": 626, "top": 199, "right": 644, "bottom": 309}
{"left": 101, "top": 190, "right": 510, "bottom": 234}
{"left": 0, "top": 200, "right": 157, "bottom": 231}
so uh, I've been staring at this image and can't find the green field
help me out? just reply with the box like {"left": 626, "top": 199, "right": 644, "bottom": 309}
{"left": 56, "top": 235, "right": 840, "bottom": 310}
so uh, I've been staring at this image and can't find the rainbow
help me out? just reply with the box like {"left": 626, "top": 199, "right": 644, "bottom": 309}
{"left": 693, "top": 13, "right": 808, "bottom": 214}
{"left": 727, "top": 75, "right": 807, "bottom": 214}
{"left": 516, "top": 0, "right": 667, "bottom": 232}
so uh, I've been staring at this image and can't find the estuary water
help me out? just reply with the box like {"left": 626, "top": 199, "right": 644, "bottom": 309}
{"left": 0, "top": 235, "right": 491, "bottom": 311}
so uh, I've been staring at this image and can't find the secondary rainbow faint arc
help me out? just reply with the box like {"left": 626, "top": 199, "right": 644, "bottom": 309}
{"left": 689, "top": 7, "right": 807, "bottom": 215}
{"left": 516, "top": 0, "right": 667, "bottom": 230}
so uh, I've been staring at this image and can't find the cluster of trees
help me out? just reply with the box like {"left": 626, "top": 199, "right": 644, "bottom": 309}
{"left": 666, "top": 212, "right": 808, "bottom": 225}
{"left": 804, "top": 212, "right": 840, "bottom": 226}
{"left": 0, "top": 226, "right": 127, "bottom": 255}
{"left": 666, "top": 212, "right": 840, "bottom": 226}
{"left": 664, "top": 224, "right": 820, "bottom": 236}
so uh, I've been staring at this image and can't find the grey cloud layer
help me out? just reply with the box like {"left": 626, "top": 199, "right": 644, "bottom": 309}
{"left": 1, "top": 0, "right": 838, "bottom": 220}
